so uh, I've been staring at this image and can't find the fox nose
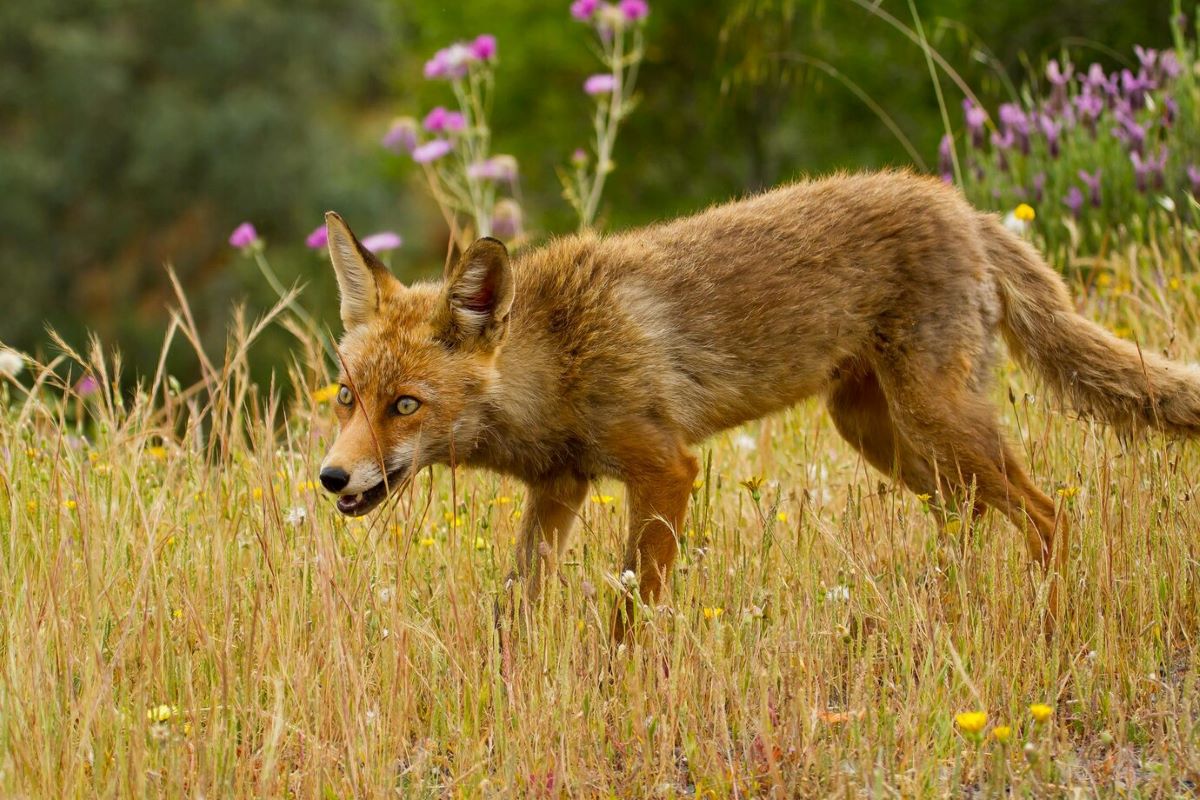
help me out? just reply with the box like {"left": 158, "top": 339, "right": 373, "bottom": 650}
{"left": 319, "top": 467, "right": 350, "bottom": 493}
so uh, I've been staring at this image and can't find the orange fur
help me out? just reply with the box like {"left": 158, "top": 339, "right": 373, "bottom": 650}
{"left": 319, "top": 172, "right": 1200, "bottom": 635}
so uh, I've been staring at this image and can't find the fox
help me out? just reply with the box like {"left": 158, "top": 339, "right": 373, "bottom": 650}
{"left": 318, "top": 169, "right": 1200, "bottom": 633}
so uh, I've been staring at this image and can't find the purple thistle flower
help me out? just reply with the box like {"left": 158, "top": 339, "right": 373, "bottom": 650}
{"left": 412, "top": 139, "right": 453, "bottom": 163}
{"left": 618, "top": 0, "right": 649, "bottom": 21}
{"left": 571, "top": 148, "right": 588, "bottom": 166}
{"left": 1063, "top": 186, "right": 1084, "bottom": 217}
{"left": 228, "top": 222, "right": 259, "bottom": 249}
{"left": 467, "top": 155, "right": 519, "bottom": 182}
{"left": 1188, "top": 164, "right": 1200, "bottom": 196}
{"left": 306, "top": 225, "right": 328, "bottom": 250}
{"left": 963, "top": 98, "right": 986, "bottom": 148}
{"left": 423, "top": 106, "right": 465, "bottom": 134}
{"left": 1037, "top": 114, "right": 1061, "bottom": 158}
{"left": 491, "top": 199, "right": 523, "bottom": 239}
{"left": 584, "top": 73, "right": 617, "bottom": 95}
{"left": 1073, "top": 90, "right": 1104, "bottom": 124}
{"left": 570, "top": 0, "right": 599, "bottom": 21}
{"left": 1078, "top": 169, "right": 1102, "bottom": 207}
{"left": 424, "top": 43, "right": 474, "bottom": 80}
{"left": 76, "top": 375, "right": 99, "bottom": 397}
{"left": 382, "top": 117, "right": 419, "bottom": 154}
{"left": 937, "top": 133, "right": 954, "bottom": 183}
{"left": 360, "top": 232, "right": 402, "bottom": 253}
{"left": 471, "top": 34, "right": 497, "bottom": 61}
{"left": 1130, "top": 146, "right": 1168, "bottom": 193}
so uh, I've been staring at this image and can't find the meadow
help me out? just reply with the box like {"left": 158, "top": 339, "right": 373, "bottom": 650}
{"left": 2, "top": 227, "right": 1199, "bottom": 797}
{"left": 4, "top": 4, "right": 1200, "bottom": 798}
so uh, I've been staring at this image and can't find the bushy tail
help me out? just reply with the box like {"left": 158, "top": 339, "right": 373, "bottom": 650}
{"left": 982, "top": 215, "right": 1200, "bottom": 436}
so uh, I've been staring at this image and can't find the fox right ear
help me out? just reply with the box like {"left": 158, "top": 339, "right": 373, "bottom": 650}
{"left": 325, "top": 211, "right": 392, "bottom": 330}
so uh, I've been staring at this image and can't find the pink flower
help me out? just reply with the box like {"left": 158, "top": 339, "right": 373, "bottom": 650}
{"left": 584, "top": 73, "right": 616, "bottom": 95}
{"left": 619, "top": 0, "right": 649, "bottom": 21}
{"left": 570, "top": 0, "right": 599, "bottom": 21}
{"left": 467, "top": 155, "right": 518, "bottom": 182}
{"left": 412, "top": 139, "right": 453, "bottom": 163}
{"left": 382, "top": 117, "right": 419, "bottom": 154}
{"left": 305, "top": 225, "right": 328, "bottom": 249}
{"left": 471, "top": 34, "right": 497, "bottom": 61}
{"left": 76, "top": 375, "right": 99, "bottom": 397}
{"left": 360, "top": 232, "right": 402, "bottom": 253}
{"left": 423, "top": 43, "right": 474, "bottom": 80}
{"left": 423, "top": 106, "right": 465, "bottom": 134}
{"left": 571, "top": 148, "right": 588, "bottom": 166}
{"left": 228, "top": 222, "right": 259, "bottom": 249}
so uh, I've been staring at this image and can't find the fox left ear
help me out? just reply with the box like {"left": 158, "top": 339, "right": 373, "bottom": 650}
{"left": 325, "top": 211, "right": 394, "bottom": 330}
{"left": 439, "top": 237, "right": 513, "bottom": 350}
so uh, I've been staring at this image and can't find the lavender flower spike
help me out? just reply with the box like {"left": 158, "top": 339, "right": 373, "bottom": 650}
{"left": 1188, "top": 165, "right": 1200, "bottom": 196}
{"left": 1063, "top": 187, "right": 1084, "bottom": 218}
{"left": 1078, "top": 169, "right": 1102, "bottom": 207}
{"left": 963, "top": 98, "right": 986, "bottom": 148}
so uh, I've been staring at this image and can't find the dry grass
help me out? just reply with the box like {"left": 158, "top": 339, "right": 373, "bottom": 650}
{"left": 2, "top": 238, "right": 1200, "bottom": 798}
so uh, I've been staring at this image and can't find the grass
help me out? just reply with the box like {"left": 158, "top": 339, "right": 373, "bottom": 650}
{"left": 2, "top": 233, "right": 1200, "bottom": 797}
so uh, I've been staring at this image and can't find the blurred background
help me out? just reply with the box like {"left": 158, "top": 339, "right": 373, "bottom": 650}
{"left": 0, "top": 0, "right": 1175, "bottom": 386}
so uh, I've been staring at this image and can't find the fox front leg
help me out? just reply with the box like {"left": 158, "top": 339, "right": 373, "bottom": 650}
{"left": 507, "top": 473, "right": 589, "bottom": 604}
{"left": 608, "top": 425, "right": 699, "bottom": 641}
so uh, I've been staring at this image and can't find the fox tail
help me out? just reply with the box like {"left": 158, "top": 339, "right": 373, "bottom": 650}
{"left": 984, "top": 215, "right": 1200, "bottom": 436}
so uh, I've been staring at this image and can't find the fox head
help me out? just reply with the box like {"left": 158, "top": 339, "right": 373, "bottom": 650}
{"left": 318, "top": 212, "right": 513, "bottom": 516}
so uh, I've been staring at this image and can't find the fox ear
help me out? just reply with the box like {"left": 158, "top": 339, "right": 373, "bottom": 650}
{"left": 439, "top": 237, "right": 513, "bottom": 349}
{"left": 325, "top": 211, "right": 392, "bottom": 330}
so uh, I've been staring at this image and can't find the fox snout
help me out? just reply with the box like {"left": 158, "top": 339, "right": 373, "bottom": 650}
{"left": 318, "top": 466, "right": 350, "bottom": 493}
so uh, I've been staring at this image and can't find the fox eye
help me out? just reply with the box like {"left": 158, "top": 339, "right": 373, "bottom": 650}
{"left": 336, "top": 385, "right": 353, "bottom": 406}
{"left": 395, "top": 396, "right": 421, "bottom": 416}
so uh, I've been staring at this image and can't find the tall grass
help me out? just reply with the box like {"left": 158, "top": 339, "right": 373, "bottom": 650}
{"left": 1, "top": 234, "right": 1199, "bottom": 796}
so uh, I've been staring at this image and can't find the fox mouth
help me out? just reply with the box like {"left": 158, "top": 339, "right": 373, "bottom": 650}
{"left": 335, "top": 468, "right": 407, "bottom": 516}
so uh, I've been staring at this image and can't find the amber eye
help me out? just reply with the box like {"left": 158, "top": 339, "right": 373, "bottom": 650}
{"left": 395, "top": 396, "right": 421, "bottom": 416}
{"left": 336, "top": 385, "right": 353, "bottom": 406}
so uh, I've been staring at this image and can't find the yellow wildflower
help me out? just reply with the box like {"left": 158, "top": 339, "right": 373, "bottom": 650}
{"left": 955, "top": 711, "right": 988, "bottom": 735}
{"left": 172, "top": 608, "right": 183, "bottom": 620}
{"left": 26, "top": 499, "right": 37, "bottom": 513}
{"left": 1169, "top": 277, "right": 1181, "bottom": 291}
{"left": 1097, "top": 273, "right": 1112, "bottom": 288}
{"left": 915, "top": 493, "right": 931, "bottom": 503}
{"left": 992, "top": 725, "right": 1012, "bottom": 743}
{"left": 252, "top": 487, "right": 263, "bottom": 500}
{"left": 702, "top": 607, "right": 724, "bottom": 620}
{"left": 491, "top": 495, "right": 512, "bottom": 505}
{"left": 474, "top": 536, "right": 488, "bottom": 550}
{"left": 1029, "top": 703, "right": 1053, "bottom": 723}
{"left": 1056, "top": 485, "right": 1079, "bottom": 498}
{"left": 776, "top": 511, "right": 788, "bottom": 523}
{"left": 147, "top": 446, "right": 167, "bottom": 460}
{"left": 146, "top": 704, "right": 178, "bottom": 723}
{"left": 420, "top": 537, "right": 436, "bottom": 547}
{"left": 64, "top": 499, "right": 77, "bottom": 511}
{"left": 943, "top": 519, "right": 962, "bottom": 535}
{"left": 1014, "top": 203, "right": 1035, "bottom": 222}
{"left": 591, "top": 494, "right": 615, "bottom": 504}
{"left": 312, "top": 383, "right": 340, "bottom": 404}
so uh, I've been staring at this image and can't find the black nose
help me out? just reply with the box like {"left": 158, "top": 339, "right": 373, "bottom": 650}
{"left": 319, "top": 467, "right": 350, "bottom": 493}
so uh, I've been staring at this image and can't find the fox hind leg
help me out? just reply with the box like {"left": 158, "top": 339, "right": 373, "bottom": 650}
{"left": 876, "top": 365, "right": 1066, "bottom": 623}
{"left": 826, "top": 366, "right": 984, "bottom": 518}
